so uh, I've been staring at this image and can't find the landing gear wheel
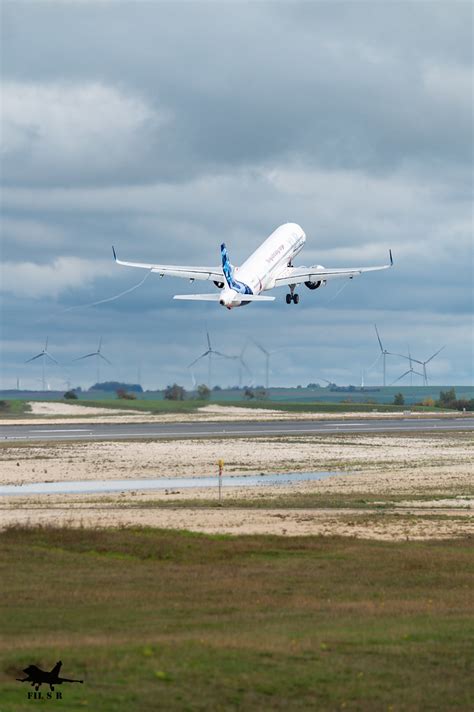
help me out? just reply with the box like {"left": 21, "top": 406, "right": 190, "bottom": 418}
{"left": 285, "top": 294, "right": 292, "bottom": 304}
{"left": 293, "top": 293, "right": 299, "bottom": 304}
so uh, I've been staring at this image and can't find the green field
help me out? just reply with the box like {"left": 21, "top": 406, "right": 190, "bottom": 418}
{"left": 0, "top": 396, "right": 458, "bottom": 417}
{"left": 2, "top": 384, "right": 473, "bottom": 409}
{"left": 69, "top": 398, "right": 445, "bottom": 414}
{"left": 0, "top": 400, "right": 31, "bottom": 418}
{"left": 1, "top": 527, "right": 472, "bottom": 711}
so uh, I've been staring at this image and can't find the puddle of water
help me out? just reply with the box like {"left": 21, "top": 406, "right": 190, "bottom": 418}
{"left": 0, "top": 471, "right": 344, "bottom": 496}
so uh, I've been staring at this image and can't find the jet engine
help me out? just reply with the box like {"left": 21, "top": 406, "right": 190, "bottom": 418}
{"left": 305, "top": 280, "right": 325, "bottom": 290}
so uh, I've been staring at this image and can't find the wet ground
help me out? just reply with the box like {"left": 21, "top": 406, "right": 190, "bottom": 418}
{"left": 0, "top": 471, "right": 344, "bottom": 496}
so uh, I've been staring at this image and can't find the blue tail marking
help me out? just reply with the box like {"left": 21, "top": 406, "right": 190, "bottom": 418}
{"left": 220, "top": 243, "right": 253, "bottom": 295}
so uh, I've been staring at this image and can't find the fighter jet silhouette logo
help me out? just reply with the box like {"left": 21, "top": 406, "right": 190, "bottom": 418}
{"left": 17, "top": 660, "right": 83, "bottom": 691}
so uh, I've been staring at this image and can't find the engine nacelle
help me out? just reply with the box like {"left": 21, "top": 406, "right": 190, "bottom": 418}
{"left": 213, "top": 280, "right": 225, "bottom": 289}
{"left": 305, "top": 280, "right": 324, "bottom": 290}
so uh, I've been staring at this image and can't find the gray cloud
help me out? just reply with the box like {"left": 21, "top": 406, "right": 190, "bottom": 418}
{"left": 2, "top": 2, "right": 472, "bottom": 186}
{"left": 0, "top": 0, "right": 472, "bottom": 389}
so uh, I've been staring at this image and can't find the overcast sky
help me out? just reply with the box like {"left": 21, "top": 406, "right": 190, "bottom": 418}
{"left": 1, "top": 0, "right": 472, "bottom": 391}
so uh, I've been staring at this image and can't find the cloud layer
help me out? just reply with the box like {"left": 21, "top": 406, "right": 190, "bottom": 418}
{"left": 1, "top": 1, "right": 472, "bottom": 389}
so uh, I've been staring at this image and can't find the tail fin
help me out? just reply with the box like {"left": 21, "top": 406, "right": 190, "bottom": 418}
{"left": 221, "top": 243, "right": 234, "bottom": 289}
{"left": 220, "top": 243, "right": 253, "bottom": 296}
{"left": 51, "top": 661, "right": 62, "bottom": 676}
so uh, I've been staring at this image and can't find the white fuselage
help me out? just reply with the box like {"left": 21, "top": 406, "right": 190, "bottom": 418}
{"left": 220, "top": 223, "right": 306, "bottom": 307}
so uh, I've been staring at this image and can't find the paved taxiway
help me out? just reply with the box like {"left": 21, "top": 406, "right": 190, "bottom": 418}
{"left": 1, "top": 417, "right": 472, "bottom": 442}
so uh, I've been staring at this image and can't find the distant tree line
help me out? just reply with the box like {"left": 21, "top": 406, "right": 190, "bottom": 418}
{"left": 163, "top": 384, "right": 212, "bottom": 401}
{"left": 243, "top": 387, "right": 267, "bottom": 400}
{"left": 90, "top": 381, "right": 143, "bottom": 393}
{"left": 436, "top": 388, "right": 473, "bottom": 411}
{"left": 162, "top": 383, "right": 271, "bottom": 401}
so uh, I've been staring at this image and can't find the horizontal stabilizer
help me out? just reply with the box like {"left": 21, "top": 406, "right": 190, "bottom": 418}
{"left": 174, "top": 294, "right": 222, "bottom": 301}
{"left": 173, "top": 293, "right": 275, "bottom": 301}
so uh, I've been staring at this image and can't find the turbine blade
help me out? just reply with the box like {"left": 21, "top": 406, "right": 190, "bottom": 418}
{"left": 374, "top": 324, "right": 384, "bottom": 353}
{"left": 206, "top": 331, "right": 211, "bottom": 350}
{"left": 391, "top": 370, "right": 410, "bottom": 385}
{"left": 240, "top": 357, "right": 252, "bottom": 376}
{"left": 73, "top": 353, "right": 96, "bottom": 362}
{"left": 98, "top": 336, "right": 103, "bottom": 352}
{"left": 98, "top": 354, "right": 111, "bottom": 364}
{"left": 240, "top": 340, "right": 249, "bottom": 358}
{"left": 367, "top": 352, "right": 382, "bottom": 371}
{"left": 425, "top": 345, "right": 445, "bottom": 364}
{"left": 25, "top": 353, "right": 43, "bottom": 363}
{"left": 393, "top": 352, "right": 423, "bottom": 365}
{"left": 44, "top": 352, "right": 58, "bottom": 364}
{"left": 213, "top": 350, "right": 232, "bottom": 359}
{"left": 188, "top": 352, "right": 208, "bottom": 368}
{"left": 252, "top": 339, "right": 269, "bottom": 355}
{"left": 390, "top": 352, "right": 412, "bottom": 362}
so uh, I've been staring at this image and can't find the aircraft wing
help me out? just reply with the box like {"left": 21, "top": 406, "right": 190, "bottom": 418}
{"left": 112, "top": 247, "right": 223, "bottom": 282}
{"left": 273, "top": 250, "right": 393, "bottom": 287}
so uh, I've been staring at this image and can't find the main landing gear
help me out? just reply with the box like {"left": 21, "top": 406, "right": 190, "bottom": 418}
{"left": 285, "top": 285, "right": 299, "bottom": 304}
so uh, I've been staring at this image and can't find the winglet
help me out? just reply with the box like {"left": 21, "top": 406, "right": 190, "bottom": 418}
{"left": 112, "top": 246, "right": 117, "bottom": 261}
{"left": 389, "top": 249, "right": 393, "bottom": 266}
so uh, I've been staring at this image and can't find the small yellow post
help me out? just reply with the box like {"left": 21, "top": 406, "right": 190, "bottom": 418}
{"left": 218, "top": 459, "right": 224, "bottom": 503}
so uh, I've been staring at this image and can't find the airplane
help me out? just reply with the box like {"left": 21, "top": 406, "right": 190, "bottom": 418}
{"left": 17, "top": 660, "right": 83, "bottom": 692}
{"left": 113, "top": 223, "right": 393, "bottom": 310}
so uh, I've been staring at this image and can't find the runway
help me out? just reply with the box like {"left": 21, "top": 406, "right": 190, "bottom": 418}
{"left": 1, "top": 417, "right": 472, "bottom": 442}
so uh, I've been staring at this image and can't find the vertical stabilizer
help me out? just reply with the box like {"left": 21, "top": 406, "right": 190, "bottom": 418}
{"left": 220, "top": 243, "right": 253, "bottom": 295}
{"left": 50, "top": 661, "right": 62, "bottom": 676}
{"left": 221, "top": 243, "right": 233, "bottom": 289}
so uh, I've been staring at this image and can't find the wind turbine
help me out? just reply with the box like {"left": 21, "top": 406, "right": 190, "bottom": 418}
{"left": 390, "top": 347, "right": 424, "bottom": 385}
{"left": 370, "top": 324, "right": 396, "bottom": 387}
{"left": 25, "top": 338, "right": 58, "bottom": 391}
{"left": 228, "top": 342, "right": 253, "bottom": 388}
{"left": 394, "top": 346, "right": 445, "bottom": 386}
{"left": 253, "top": 341, "right": 285, "bottom": 390}
{"left": 73, "top": 337, "right": 111, "bottom": 386}
{"left": 187, "top": 332, "right": 229, "bottom": 388}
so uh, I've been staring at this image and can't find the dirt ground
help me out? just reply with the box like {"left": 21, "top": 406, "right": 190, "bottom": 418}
{"left": 0, "top": 432, "right": 471, "bottom": 490}
{"left": 1, "top": 503, "right": 472, "bottom": 540}
{"left": 1, "top": 429, "right": 472, "bottom": 540}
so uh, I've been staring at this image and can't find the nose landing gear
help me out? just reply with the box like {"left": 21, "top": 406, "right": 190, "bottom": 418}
{"left": 285, "top": 285, "right": 299, "bottom": 304}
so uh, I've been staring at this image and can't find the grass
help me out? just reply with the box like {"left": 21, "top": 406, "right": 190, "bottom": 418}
{"left": 1, "top": 526, "right": 472, "bottom": 711}
{"left": 0, "top": 400, "right": 31, "bottom": 418}
{"left": 3, "top": 396, "right": 455, "bottom": 415}
{"left": 74, "top": 398, "right": 447, "bottom": 414}
{"left": 102, "top": 491, "right": 474, "bottom": 511}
